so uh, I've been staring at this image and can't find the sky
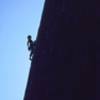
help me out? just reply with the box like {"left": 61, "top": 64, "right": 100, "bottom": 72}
{"left": 0, "top": 0, "right": 45, "bottom": 100}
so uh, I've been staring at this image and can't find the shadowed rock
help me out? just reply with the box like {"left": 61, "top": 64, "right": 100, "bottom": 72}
{"left": 24, "top": 0, "right": 98, "bottom": 100}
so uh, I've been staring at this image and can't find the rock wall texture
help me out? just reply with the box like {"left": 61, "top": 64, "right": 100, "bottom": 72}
{"left": 24, "top": 0, "right": 99, "bottom": 100}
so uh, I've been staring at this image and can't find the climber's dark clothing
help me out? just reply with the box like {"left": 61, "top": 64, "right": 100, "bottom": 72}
{"left": 27, "top": 38, "right": 36, "bottom": 60}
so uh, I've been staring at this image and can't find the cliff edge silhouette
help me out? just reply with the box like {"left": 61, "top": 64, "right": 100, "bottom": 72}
{"left": 24, "top": 0, "right": 99, "bottom": 100}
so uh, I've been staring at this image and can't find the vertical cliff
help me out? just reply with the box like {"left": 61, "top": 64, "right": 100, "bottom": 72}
{"left": 24, "top": 0, "right": 97, "bottom": 100}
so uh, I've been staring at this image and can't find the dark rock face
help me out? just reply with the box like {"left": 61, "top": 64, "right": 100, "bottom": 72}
{"left": 24, "top": 0, "right": 98, "bottom": 100}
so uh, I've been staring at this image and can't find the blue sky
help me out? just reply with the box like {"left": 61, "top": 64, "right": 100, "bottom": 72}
{"left": 0, "top": 0, "right": 45, "bottom": 100}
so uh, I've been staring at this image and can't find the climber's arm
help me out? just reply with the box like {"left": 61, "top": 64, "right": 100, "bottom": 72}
{"left": 27, "top": 41, "right": 30, "bottom": 50}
